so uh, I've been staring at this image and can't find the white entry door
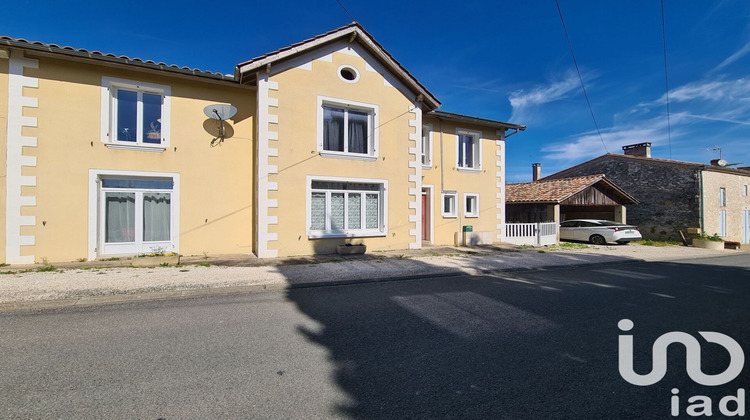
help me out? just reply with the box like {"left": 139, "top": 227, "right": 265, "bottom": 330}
{"left": 743, "top": 210, "right": 749, "bottom": 244}
{"left": 100, "top": 177, "right": 175, "bottom": 256}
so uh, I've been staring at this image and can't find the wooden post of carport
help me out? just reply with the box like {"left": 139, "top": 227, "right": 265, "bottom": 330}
{"left": 551, "top": 204, "right": 561, "bottom": 242}
{"left": 614, "top": 205, "right": 627, "bottom": 224}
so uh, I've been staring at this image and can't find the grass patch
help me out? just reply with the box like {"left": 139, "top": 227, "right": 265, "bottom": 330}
{"left": 196, "top": 262, "right": 211, "bottom": 267}
{"left": 36, "top": 265, "right": 57, "bottom": 272}
{"left": 0, "top": 270, "right": 15, "bottom": 275}
{"left": 179, "top": 269, "right": 189, "bottom": 272}
{"left": 634, "top": 239, "right": 682, "bottom": 247}
{"left": 101, "top": 257, "right": 120, "bottom": 261}
{"left": 558, "top": 242, "right": 590, "bottom": 250}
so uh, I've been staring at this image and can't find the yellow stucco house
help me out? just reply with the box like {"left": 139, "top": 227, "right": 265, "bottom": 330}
{"left": 0, "top": 23, "right": 525, "bottom": 264}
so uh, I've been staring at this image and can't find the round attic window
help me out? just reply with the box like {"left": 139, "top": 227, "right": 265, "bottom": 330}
{"left": 338, "top": 65, "right": 360, "bottom": 83}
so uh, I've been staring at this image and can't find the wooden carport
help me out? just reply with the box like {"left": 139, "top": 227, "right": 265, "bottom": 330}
{"left": 506, "top": 174, "right": 638, "bottom": 228}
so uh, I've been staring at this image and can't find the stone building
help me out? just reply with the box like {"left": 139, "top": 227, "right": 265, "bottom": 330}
{"left": 543, "top": 143, "right": 750, "bottom": 244}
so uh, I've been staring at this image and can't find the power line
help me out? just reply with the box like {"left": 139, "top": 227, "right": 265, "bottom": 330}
{"left": 661, "top": 0, "right": 673, "bottom": 159}
{"left": 554, "top": 0, "right": 608, "bottom": 153}
{"left": 335, "top": 0, "right": 356, "bottom": 22}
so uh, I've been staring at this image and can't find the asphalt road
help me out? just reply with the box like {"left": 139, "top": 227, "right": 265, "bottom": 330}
{"left": 1, "top": 255, "right": 749, "bottom": 419}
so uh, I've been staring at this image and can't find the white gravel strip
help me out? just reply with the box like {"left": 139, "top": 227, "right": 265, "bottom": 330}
{"left": 0, "top": 244, "right": 739, "bottom": 304}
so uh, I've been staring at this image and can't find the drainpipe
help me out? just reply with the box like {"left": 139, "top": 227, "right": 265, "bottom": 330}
{"left": 439, "top": 117, "right": 445, "bottom": 194}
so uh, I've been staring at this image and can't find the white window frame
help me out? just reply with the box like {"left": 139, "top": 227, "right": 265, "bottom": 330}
{"left": 316, "top": 96, "right": 379, "bottom": 161}
{"left": 422, "top": 123, "right": 433, "bottom": 168}
{"left": 456, "top": 128, "right": 482, "bottom": 172}
{"left": 88, "top": 169, "right": 180, "bottom": 260}
{"left": 441, "top": 192, "right": 458, "bottom": 218}
{"left": 744, "top": 185, "right": 748, "bottom": 197}
{"left": 719, "top": 187, "right": 726, "bottom": 207}
{"left": 306, "top": 175, "right": 388, "bottom": 239}
{"left": 719, "top": 210, "right": 727, "bottom": 237}
{"left": 464, "top": 193, "right": 480, "bottom": 218}
{"left": 101, "top": 77, "right": 171, "bottom": 151}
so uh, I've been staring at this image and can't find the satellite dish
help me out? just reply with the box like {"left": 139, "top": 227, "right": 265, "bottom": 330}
{"left": 203, "top": 104, "right": 237, "bottom": 121}
{"left": 203, "top": 104, "right": 238, "bottom": 145}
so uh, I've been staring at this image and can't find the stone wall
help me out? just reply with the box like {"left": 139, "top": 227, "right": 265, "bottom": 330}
{"left": 546, "top": 156, "right": 701, "bottom": 241}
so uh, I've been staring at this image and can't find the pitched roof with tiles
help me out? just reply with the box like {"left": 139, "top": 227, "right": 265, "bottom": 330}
{"left": 0, "top": 36, "right": 234, "bottom": 82}
{"left": 236, "top": 22, "right": 441, "bottom": 110}
{"left": 506, "top": 174, "right": 638, "bottom": 204}
{"left": 543, "top": 153, "right": 750, "bottom": 180}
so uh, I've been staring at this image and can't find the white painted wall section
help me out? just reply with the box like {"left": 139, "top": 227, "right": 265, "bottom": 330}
{"left": 5, "top": 50, "right": 38, "bottom": 264}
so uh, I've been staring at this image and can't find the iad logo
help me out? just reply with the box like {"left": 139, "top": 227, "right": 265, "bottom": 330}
{"left": 618, "top": 319, "right": 746, "bottom": 417}
{"left": 618, "top": 319, "right": 744, "bottom": 386}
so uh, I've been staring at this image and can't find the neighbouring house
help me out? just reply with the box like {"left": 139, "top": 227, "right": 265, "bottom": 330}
{"left": 0, "top": 23, "right": 525, "bottom": 264}
{"left": 542, "top": 142, "right": 750, "bottom": 244}
{"left": 505, "top": 171, "right": 638, "bottom": 246}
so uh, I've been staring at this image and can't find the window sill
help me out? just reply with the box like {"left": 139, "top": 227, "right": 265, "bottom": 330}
{"left": 308, "top": 231, "right": 386, "bottom": 239}
{"left": 457, "top": 167, "right": 482, "bottom": 173}
{"left": 422, "top": 164, "right": 432, "bottom": 170}
{"left": 105, "top": 143, "right": 167, "bottom": 152}
{"left": 320, "top": 151, "right": 378, "bottom": 161}
{"left": 464, "top": 215, "right": 479, "bottom": 218}
{"left": 442, "top": 215, "right": 457, "bottom": 219}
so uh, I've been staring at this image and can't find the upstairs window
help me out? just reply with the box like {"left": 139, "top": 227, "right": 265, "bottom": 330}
{"left": 102, "top": 77, "right": 170, "bottom": 150}
{"left": 456, "top": 129, "right": 481, "bottom": 171}
{"left": 318, "top": 97, "right": 378, "bottom": 160}
{"left": 719, "top": 187, "right": 727, "bottom": 207}
{"left": 422, "top": 124, "right": 432, "bottom": 167}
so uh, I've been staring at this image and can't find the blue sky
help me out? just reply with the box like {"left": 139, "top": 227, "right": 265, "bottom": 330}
{"left": 4, "top": 1, "right": 749, "bottom": 181}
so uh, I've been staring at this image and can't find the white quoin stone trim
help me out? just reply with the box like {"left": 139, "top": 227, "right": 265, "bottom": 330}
{"left": 495, "top": 131, "right": 506, "bottom": 241}
{"left": 5, "top": 50, "right": 38, "bottom": 264}
{"left": 256, "top": 73, "right": 279, "bottom": 258}
{"left": 407, "top": 104, "right": 423, "bottom": 249}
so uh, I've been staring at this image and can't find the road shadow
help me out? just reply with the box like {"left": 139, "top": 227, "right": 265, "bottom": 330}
{"left": 284, "top": 258, "right": 750, "bottom": 418}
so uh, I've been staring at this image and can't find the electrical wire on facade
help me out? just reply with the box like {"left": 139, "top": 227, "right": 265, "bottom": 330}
{"left": 554, "top": 0, "right": 608, "bottom": 154}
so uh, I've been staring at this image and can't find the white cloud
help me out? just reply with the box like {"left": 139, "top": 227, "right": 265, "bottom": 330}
{"left": 645, "top": 78, "right": 750, "bottom": 104}
{"left": 679, "top": 112, "right": 750, "bottom": 126}
{"left": 508, "top": 71, "right": 581, "bottom": 122}
{"left": 540, "top": 117, "right": 683, "bottom": 163}
{"left": 714, "top": 40, "right": 750, "bottom": 71}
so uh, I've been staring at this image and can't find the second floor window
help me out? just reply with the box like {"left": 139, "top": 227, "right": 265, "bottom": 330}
{"left": 323, "top": 106, "right": 370, "bottom": 154}
{"left": 422, "top": 124, "right": 432, "bottom": 167}
{"left": 114, "top": 88, "right": 163, "bottom": 144}
{"left": 317, "top": 97, "right": 379, "bottom": 160}
{"left": 457, "top": 130, "right": 481, "bottom": 170}
{"left": 102, "top": 77, "right": 170, "bottom": 150}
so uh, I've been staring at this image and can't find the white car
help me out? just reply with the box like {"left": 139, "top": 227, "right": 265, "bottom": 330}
{"left": 559, "top": 219, "right": 642, "bottom": 245}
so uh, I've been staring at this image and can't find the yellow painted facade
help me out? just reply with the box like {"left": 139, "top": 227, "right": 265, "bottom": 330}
{"left": 267, "top": 44, "right": 418, "bottom": 256}
{"left": 2, "top": 51, "right": 256, "bottom": 263}
{"left": 422, "top": 115, "right": 505, "bottom": 246}
{"left": 701, "top": 170, "right": 750, "bottom": 243}
{"left": 1, "top": 24, "right": 525, "bottom": 263}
